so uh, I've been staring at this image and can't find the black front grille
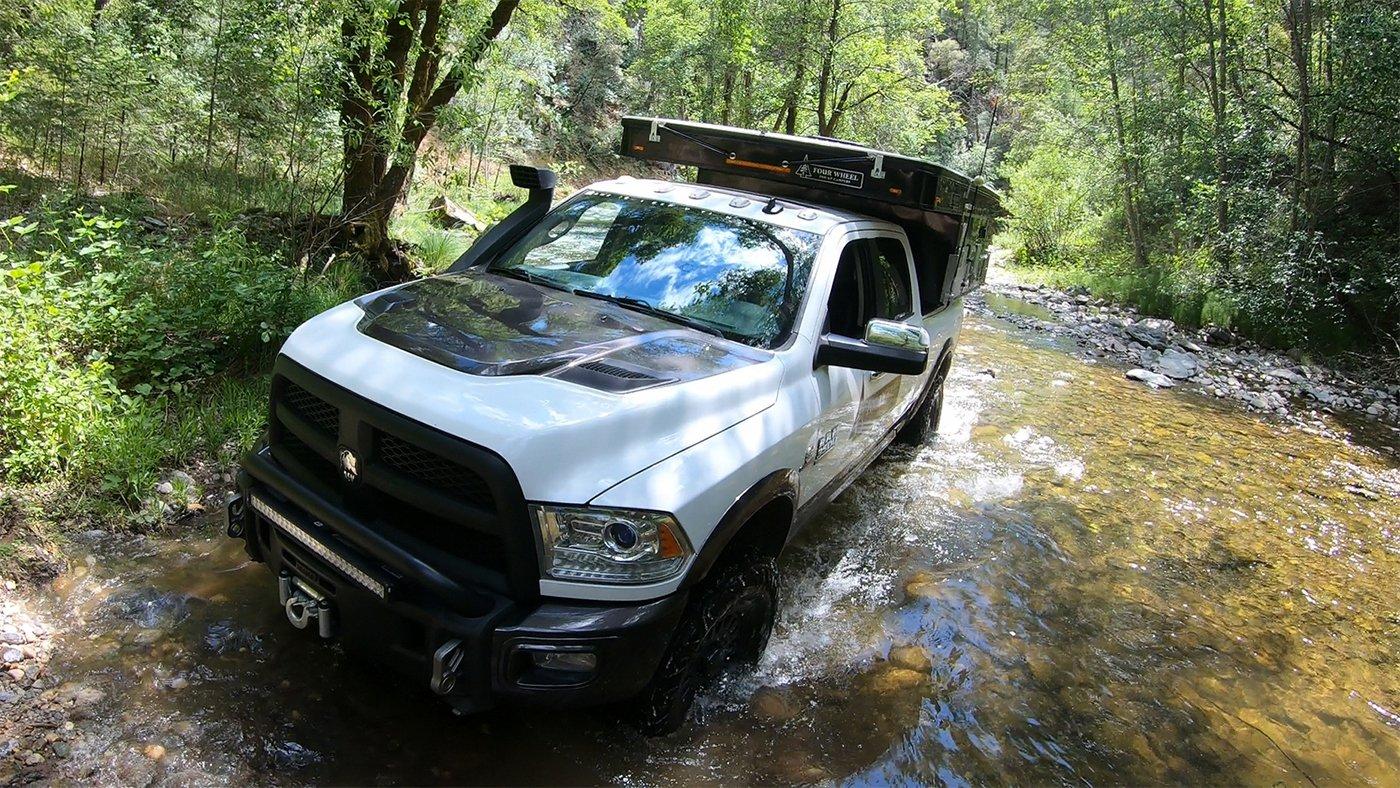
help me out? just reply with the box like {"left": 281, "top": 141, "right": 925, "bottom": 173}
{"left": 283, "top": 382, "right": 339, "bottom": 437}
{"left": 264, "top": 361, "right": 537, "bottom": 601}
{"left": 377, "top": 433, "right": 494, "bottom": 508}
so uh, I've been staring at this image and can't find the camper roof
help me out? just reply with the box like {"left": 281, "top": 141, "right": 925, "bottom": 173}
{"left": 618, "top": 116, "right": 1001, "bottom": 221}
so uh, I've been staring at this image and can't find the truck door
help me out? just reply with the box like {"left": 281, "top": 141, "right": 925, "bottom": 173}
{"left": 857, "top": 235, "right": 923, "bottom": 442}
{"left": 799, "top": 242, "right": 866, "bottom": 501}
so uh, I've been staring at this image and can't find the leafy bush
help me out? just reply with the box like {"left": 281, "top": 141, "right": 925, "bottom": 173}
{"left": 0, "top": 199, "right": 363, "bottom": 496}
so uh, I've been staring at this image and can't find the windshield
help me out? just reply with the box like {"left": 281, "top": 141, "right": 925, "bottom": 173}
{"left": 488, "top": 192, "right": 820, "bottom": 348}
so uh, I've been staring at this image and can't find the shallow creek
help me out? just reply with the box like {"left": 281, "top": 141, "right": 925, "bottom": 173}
{"left": 31, "top": 301, "right": 1400, "bottom": 785}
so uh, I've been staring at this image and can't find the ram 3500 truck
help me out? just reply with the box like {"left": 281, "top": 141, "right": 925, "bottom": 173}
{"left": 226, "top": 118, "right": 999, "bottom": 734}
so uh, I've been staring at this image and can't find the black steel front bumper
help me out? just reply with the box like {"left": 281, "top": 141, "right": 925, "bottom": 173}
{"left": 229, "top": 451, "right": 687, "bottom": 712}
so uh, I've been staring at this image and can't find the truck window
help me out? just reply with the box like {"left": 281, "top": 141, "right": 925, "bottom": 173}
{"left": 825, "top": 244, "right": 865, "bottom": 338}
{"left": 868, "top": 238, "right": 912, "bottom": 319}
{"left": 522, "top": 199, "right": 621, "bottom": 268}
{"left": 493, "top": 194, "right": 821, "bottom": 348}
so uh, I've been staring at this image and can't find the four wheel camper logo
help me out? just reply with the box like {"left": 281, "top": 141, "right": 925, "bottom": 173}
{"left": 793, "top": 161, "right": 864, "bottom": 189}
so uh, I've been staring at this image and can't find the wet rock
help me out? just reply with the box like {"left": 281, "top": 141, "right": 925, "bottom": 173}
{"left": 751, "top": 687, "right": 800, "bottom": 721}
{"left": 132, "top": 628, "right": 164, "bottom": 646}
{"left": 773, "top": 751, "right": 829, "bottom": 783}
{"left": 1155, "top": 349, "right": 1203, "bottom": 380}
{"left": 1126, "top": 369, "right": 1176, "bottom": 389}
{"left": 888, "top": 645, "right": 933, "bottom": 673}
{"left": 143, "top": 743, "right": 166, "bottom": 761}
{"left": 60, "top": 683, "right": 105, "bottom": 706}
{"left": 1203, "top": 325, "right": 1234, "bottom": 345}
{"left": 868, "top": 667, "right": 927, "bottom": 693}
{"left": 1125, "top": 324, "right": 1169, "bottom": 350}
{"left": 1344, "top": 485, "right": 1380, "bottom": 501}
{"left": 51, "top": 741, "right": 71, "bottom": 758}
{"left": 268, "top": 740, "right": 319, "bottom": 768}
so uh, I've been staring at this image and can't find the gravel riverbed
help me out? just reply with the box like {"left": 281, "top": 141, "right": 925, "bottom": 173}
{"left": 975, "top": 277, "right": 1400, "bottom": 436}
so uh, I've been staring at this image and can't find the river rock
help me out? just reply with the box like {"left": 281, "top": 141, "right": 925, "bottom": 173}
{"left": 154, "top": 481, "right": 174, "bottom": 496}
{"left": 1155, "top": 349, "right": 1202, "bottom": 380}
{"left": 143, "top": 743, "right": 166, "bottom": 761}
{"left": 1126, "top": 369, "right": 1176, "bottom": 389}
{"left": 868, "top": 667, "right": 927, "bottom": 693}
{"left": 751, "top": 687, "right": 800, "bottom": 721}
{"left": 888, "top": 645, "right": 933, "bottom": 673}
{"left": 0, "top": 631, "right": 25, "bottom": 645}
{"left": 1125, "top": 323, "right": 1169, "bottom": 350}
{"left": 2, "top": 648, "right": 22, "bottom": 664}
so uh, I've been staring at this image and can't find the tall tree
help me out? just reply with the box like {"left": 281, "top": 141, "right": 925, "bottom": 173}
{"left": 338, "top": 0, "right": 521, "bottom": 279}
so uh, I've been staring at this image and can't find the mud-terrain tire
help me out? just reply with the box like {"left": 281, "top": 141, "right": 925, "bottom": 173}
{"left": 895, "top": 370, "right": 947, "bottom": 446}
{"left": 626, "top": 556, "right": 778, "bottom": 736}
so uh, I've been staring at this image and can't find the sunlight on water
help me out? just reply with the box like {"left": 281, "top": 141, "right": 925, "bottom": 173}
{"left": 32, "top": 303, "right": 1400, "bottom": 785}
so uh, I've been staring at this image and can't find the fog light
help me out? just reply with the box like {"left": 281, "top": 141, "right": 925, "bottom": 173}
{"left": 531, "top": 650, "right": 598, "bottom": 673}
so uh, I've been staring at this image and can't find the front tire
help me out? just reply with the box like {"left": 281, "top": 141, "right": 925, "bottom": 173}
{"left": 625, "top": 556, "right": 778, "bottom": 736}
{"left": 895, "top": 371, "right": 947, "bottom": 446}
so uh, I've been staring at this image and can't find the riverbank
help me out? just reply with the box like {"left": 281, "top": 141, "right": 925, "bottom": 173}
{"left": 978, "top": 267, "right": 1400, "bottom": 439}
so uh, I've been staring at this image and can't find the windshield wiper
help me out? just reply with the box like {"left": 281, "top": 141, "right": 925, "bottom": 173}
{"left": 491, "top": 267, "right": 576, "bottom": 295}
{"left": 573, "top": 290, "right": 732, "bottom": 340}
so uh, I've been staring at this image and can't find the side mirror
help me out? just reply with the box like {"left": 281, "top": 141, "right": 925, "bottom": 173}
{"left": 814, "top": 319, "right": 930, "bottom": 375}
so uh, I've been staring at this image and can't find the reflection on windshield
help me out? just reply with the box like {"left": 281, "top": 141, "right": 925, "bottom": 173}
{"left": 490, "top": 193, "right": 820, "bottom": 347}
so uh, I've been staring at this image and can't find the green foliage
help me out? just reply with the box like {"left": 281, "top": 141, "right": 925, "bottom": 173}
{"left": 998, "top": 129, "right": 1105, "bottom": 267}
{"left": 0, "top": 200, "right": 363, "bottom": 495}
{"left": 995, "top": 0, "right": 1400, "bottom": 354}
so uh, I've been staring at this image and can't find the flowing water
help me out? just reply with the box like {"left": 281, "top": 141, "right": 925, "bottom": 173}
{"left": 30, "top": 301, "right": 1400, "bottom": 785}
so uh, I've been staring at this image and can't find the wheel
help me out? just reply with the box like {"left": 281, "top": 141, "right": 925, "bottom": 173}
{"left": 625, "top": 556, "right": 778, "bottom": 736}
{"left": 895, "top": 370, "right": 947, "bottom": 446}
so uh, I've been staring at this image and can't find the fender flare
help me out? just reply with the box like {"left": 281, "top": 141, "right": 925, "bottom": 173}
{"left": 681, "top": 469, "right": 798, "bottom": 588}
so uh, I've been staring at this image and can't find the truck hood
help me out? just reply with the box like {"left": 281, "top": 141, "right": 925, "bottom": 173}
{"left": 352, "top": 269, "right": 769, "bottom": 391}
{"left": 278, "top": 283, "right": 782, "bottom": 503}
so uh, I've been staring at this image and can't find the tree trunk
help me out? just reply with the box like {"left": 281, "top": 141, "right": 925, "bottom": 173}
{"left": 339, "top": 0, "right": 521, "bottom": 282}
{"left": 204, "top": 0, "right": 226, "bottom": 174}
{"left": 1100, "top": 7, "right": 1148, "bottom": 269}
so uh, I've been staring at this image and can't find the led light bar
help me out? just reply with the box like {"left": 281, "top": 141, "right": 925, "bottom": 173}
{"left": 249, "top": 495, "right": 389, "bottom": 599}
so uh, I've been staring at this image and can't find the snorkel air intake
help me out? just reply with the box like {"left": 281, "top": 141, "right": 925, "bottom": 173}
{"left": 448, "top": 165, "right": 558, "bottom": 272}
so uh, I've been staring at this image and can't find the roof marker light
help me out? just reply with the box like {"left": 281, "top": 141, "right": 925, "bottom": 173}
{"left": 729, "top": 197, "right": 751, "bottom": 208}
{"left": 688, "top": 189, "right": 711, "bottom": 200}
{"left": 798, "top": 209, "right": 818, "bottom": 220}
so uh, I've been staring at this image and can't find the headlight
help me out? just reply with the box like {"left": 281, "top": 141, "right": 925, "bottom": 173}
{"left": 532, "top": 505, "right": 692, "bottom": 584}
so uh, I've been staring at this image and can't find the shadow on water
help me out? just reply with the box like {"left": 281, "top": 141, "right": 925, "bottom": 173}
{"left": 35, "top": 313, "right": 1400, "bottom": 785}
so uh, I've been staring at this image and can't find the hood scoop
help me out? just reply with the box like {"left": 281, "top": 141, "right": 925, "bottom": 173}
{"left": 577, "top": 360, "right": 657, "bottom": 380}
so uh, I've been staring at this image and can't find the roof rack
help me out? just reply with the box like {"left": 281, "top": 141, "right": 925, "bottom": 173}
{"left": 619, "top": 116, "right": 1000, "bottom": 220}
{"left": 618, "top": 116, "right": 1001, "bottom": 308}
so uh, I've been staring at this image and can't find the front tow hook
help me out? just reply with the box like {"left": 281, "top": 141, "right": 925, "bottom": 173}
{"left": 279, "top": 571, "right": 334, "bottom": 639}
{"left": 431, "top": 639, "right": 466, "bottom": 695}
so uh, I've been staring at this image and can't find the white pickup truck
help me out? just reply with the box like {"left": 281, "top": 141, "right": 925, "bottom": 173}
{"left": 227, "top": 118, "right": 998, "bottom": 734}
